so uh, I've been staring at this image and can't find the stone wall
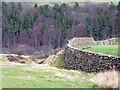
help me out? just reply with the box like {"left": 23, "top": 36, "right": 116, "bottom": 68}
{"left": 68, "top": 37, "right": 95, "bottom": 48}
{"left": 65, "top": 37, "right": 120, "bottom": 73}
{"left": 96, "top": 38, "right": 118, "bottom": 45}
{"left": 68, "top": 37, "right": 118, "bottom": 48}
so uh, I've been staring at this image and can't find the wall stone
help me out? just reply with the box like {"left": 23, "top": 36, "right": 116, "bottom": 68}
{"left": 65, "top": 37, "right": 120, "bottom": 73}
{"left": 68, "top": 37, "right": 95, "bottom": 48}
{"left": 96, "top": 38, "right": 118, "bottom": 45}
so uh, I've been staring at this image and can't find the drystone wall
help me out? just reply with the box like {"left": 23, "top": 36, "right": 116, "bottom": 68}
{"left": 65, "top": 37, "right": 120, "bottom": 73}
{"left": 68, "top": 37, "right": 118, "bottom": 48}
{"left": 68, "top": 37, "right": 95, "bottom": 48}
{"left": 96, "top": 38, "right": 118, "bottom": 45}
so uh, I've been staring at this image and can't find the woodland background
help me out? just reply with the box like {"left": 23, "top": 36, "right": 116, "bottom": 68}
{"left": 2, "top": 2, "right": 120, "bottom": 55}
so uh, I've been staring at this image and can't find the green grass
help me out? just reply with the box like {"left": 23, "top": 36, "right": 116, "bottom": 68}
{"left": 51, "top": 55, "right": 64, "bottom": 68}
{"left": 0, "top": 56, "right": 94, "bottom": 88}
{"left": 82, "top": 45, "right": 119, "bottom": 56}
{"left": 51, "top": 51, "right": 65, "bottom": 68}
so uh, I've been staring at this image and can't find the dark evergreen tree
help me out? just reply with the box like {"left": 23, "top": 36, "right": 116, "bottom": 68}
{"left": 2, "top": 2, "right": 119, "bottom": 54}
{"left": 34, "top": 3, "right": 38, "bottom": 8}
{"left": 117, "top": 1, "right": 120, "bottom": 36}
{"left": 74, "top": 2, "right": 79, "bottom": 9}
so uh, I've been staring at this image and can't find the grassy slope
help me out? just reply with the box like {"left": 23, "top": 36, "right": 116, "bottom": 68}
{"left": 83, "top": 45, "right": 119, "bottom": 56}
{"left": 50, "top": 50, "right": 65, "bottom": 68}
{"left": 1, "top": 56, "right": 94, "bottom": 88}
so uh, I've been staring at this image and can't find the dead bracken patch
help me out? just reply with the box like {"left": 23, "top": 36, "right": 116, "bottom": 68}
{"left": 29, "top": 57, "right": 36, "bottom": 61}
{"left": 5, "top": 55, "right": 38, "bottom": 64}
{"left": 18, "top": 60, "right": 26, "bottom": 64}
{"left": 16, "top": 56, "right": 26, "bottom": 60}
{"left": 6, "top": 55, "right": 19, "bottom": 62}
{"left": 38, "top": 60, "right": 45, "bottom": 64}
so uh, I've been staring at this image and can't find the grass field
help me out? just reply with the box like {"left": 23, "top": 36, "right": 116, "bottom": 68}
{"left": 0, "top": 56, "right": 95, "bottom": 88}
{"left": 83, "top": 45, "right": 119, "bottom": 56}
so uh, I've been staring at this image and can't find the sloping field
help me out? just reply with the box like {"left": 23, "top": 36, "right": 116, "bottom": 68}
{"left": 0, "top": 53, "right": 119, "bottom": 88}
{"left": 0, "top": 55, "right": 94, "bottom": 88}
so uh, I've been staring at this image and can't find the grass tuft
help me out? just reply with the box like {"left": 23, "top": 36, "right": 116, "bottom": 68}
{"left": 50, "top": 50, "right": 65, "bottom": 68}
{"left": 89, "top": 70, "right": 119, "bottom": 88}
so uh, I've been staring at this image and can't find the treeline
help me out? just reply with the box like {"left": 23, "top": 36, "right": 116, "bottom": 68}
{"left": 2, "top": 2, "right": 120, "bottom": 54}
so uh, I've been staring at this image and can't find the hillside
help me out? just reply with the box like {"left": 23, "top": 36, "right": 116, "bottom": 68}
{"left": 1, "top": 49, "right": 119, "bottom": 88}
{"left": 2, "top": 2, "right": 119, "bottom": 55}
{"left": 1, "top": 1, "right": 120, "bottom": 88}
{"left": 0, "top": 54, "right": 94, "bottom": 88}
